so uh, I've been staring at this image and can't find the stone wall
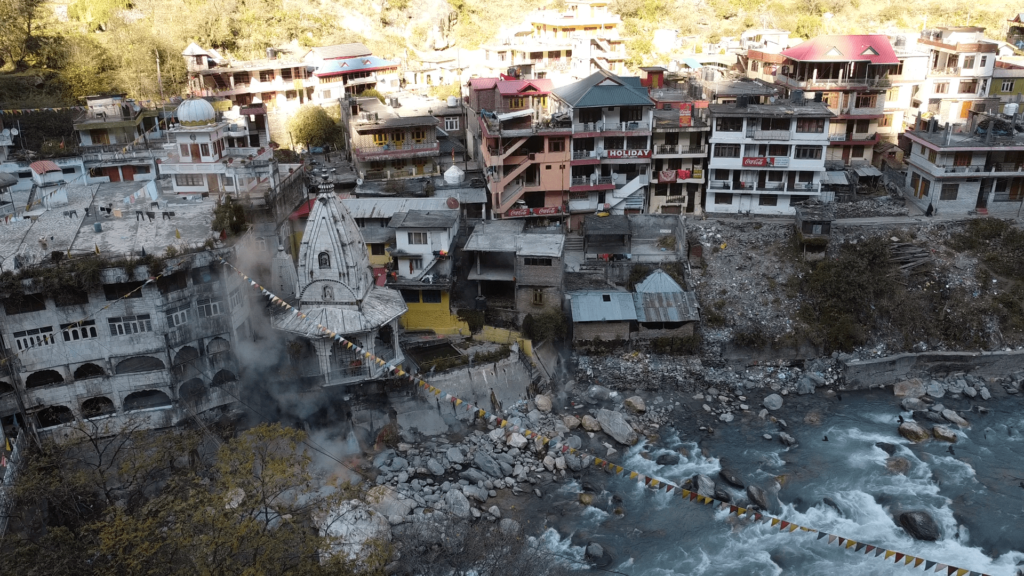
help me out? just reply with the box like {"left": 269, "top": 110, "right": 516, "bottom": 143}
{"left": 841, "top": 350, "right": 1024, "bottom": 389}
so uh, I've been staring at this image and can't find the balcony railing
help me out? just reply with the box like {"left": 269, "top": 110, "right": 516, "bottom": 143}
{"left": 776, "top": 74, "right": 892, "bottom": 89}
{"left": 499, "top": 181, "right": 524, "bottom": 207}
{"left": 942, "top": 165, "right": 984, "bottom": 174}
{"left": 655, "top": 144, "right": 707, "bottom": 154}
{"left": 746, "top": 129, "right": 791, "bottom": 141}
{"left": 827, "top": 133, "right": 876, "bottom": 143}
{"left": 573, "top": 150, "right": 598, "bottom": 160}
{"left": 354, "top": 142, "right": 438, "bottom": 155}
{"left": 930, "top": 67, "right": 960, "bottom": 76}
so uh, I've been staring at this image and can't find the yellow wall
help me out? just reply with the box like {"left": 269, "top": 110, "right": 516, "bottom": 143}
{"left": 368, "top": 243, "right": 392, "bottom": 267}
{"left": 399, "top": 290, "right": 470, "bottom": 334}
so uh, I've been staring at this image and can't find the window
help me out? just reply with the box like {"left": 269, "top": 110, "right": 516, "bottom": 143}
{"left": 981, "top": 56, "right": 987, "bottom": 68}
{"left": 620, "top": 106, "right": 642, "bottom": 122}
{"left": 854, "top": 119, "right": 870, "bottom": 133}
{"left": 940, "top": 183, "right": 959, "bottom": 200}
{"left": 13, "top": 326, "right": 56, "bottom": 350}
{"left": 60, "top": 320, "right": 98, "bottom": 342}
{"left": 654, "top": 184, "right": 669, "bottom": 196}
{"left": 879, "top": 114, "right": 893, "bottom": 128}
{"left": 959, "top": 80, "right": 978, "bottom": 94}
{"left": 135, "top": 165, "right": 151, "bottom": 174}
{"left": 230, "top": 288, "right": 243, "bottom": 309}
{"left": 61, "top": 167, "right": 75, "bottom": 175}
{"left": 714, "top": 144, "right": 740, "bottom": 158}
{"left": 408, "top": 232, "right": 427, "bottom": 245}
{"left": 318, "top": 252, "right": 331, "bottom": 268}
{"left": 323, "top": 89, "right": 332, "bottom": 99}
{"left": 191, "top": 266, "right": 219, "bottom": 285}
{"left": 421, "top": 290, "right": 442, "bottom": 303}
{"left": 197, "top": 299, "right": 223, "bottom": 318}
{"left": 579, "top": 108, "right": 601, "bottom": 124}
{"left": 886, "top": 87, "right": 900, "bottom": 102}
{"left": 714, "top": 193, "right": 733, "bottom": 204}
{"left": 715, "top": 117, "right": 742, "bottom": 132}
{"left": 179, "top": 144, "right": 189, "bottom": 157}
{"left": 604, "top": 136, "right": 624, "bottom": 150}
{"left": 758, "top": 195, "right": 778, "bottom": 206}
{"left": 255, "top": 237, "right": 267, "bottom": 251}
{"left": 794, "top": 146, "right": 823, "bottom": 159}
{"left": 401, "top": 289, "right": 420, "bottom": 303}
{"left": 411, "top": 129, "right": 426, "bottom": 143}
{"left": 509, "top": 97, "right": 525, "bottom": 109}
{"left": 108, "top": 315, "right": 153, "bottom": 336}
{"left": 962, "top": 55, "right": 975, "bottom": 69}
{"left": 370, "top": 244, "right": 386, "bottom": 255}
{"left": 537, "top": 96, "right": 548, "bottom": 108}
{"left": 175, "top": 174, "right": 204, "bottom": 187}
{"left": 715, "top": 169, "right": 730, "bottom": 180}
{"left": 166, "top": 304, "right": 192, "bottom": 328}
{"left": 1002, "top": 79, "right": 1016, "bottom": 93}
{"left": 852, "top": 145, "right": 865, "bottom": 158}
{"left": 768, "top": 144, "right": 789, "bottom": 157}
{"left": 798, "top": 171, "right": 814, "bottom": 182}
{"left": 200, "top": 143, "right": 210, "bottom": 156}
{"left": 953, "top": 151, "right": 972, "bottom": 166}
{"left": 601, "top": 294, "right": 611, "bottom": 302}
{"left": 760, "top": 118, "right": 790, "bottom": 131}
{"left": 912, "top": 173, "right": 930, "bottom": 199}
{"left": 103, "top": 282, "right": 145, "bottom": 301}
{"left": 532, "top": 289, "right": 544, "bottom": 305}
{"left": 524, "top": 257, "right": 552, "bottom": 266}
{"left": 408, "top": 258, "right": 423, "bottom": 272}
{"left": 910, "top": 172, "right": 920, "bottom": 194}
{"left": 444, "top": 116, "right": 460, "bottom": 131}
{"left": 795, "top": 118, "right": 825, "bottom": 133}
{"left": 549, "top": 139, "right": 565, "bottom": 152}
{"left": 934, "top": 82, "right": 949, "bottom": 94}
{"left": 928, "top": 149, "right": 937, "bottom": 164}
{"left": 855, "top": 94, "right": 877, "bottom": 109}
{"left": 372, "top": 133, "right": 387, "bottom": 146}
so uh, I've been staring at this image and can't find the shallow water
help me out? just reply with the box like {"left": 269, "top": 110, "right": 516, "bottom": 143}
{"left": 540, "top": 389, "right": 1024, "bottom": 576}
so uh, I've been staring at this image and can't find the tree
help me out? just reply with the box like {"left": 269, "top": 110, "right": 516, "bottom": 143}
{"left": 288, "top": 104, "right": 342, "bottom": 151}
{"left": 212, "top": 198, "right": 247, "bottom": 235}
{"left": 0, "top": 0, "right": 43, "bottom": 70}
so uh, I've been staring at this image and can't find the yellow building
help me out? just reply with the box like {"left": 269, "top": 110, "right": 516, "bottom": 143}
{"left": 993, "top": 58, "right": 1024, "bottom": 113}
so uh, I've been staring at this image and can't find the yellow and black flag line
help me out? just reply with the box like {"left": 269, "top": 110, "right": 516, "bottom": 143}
{"left": 219, "top": 257, "right": 990, "bottom": 576}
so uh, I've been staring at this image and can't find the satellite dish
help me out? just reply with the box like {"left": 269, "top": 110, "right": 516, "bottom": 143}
{"left": 356, "top": 177, "right": 364, "bottom": 185}
{"left": 10, "top": 128, "right": 19, "bottom": 136}
{"left": 445, "top": 196, "right": 460, "bottom": 210}
{"left": 1, "top": 129, "right": 9, "bottom": 136}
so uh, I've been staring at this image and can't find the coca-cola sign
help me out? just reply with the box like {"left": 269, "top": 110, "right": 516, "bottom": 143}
{"left": 607, "top": 149, "right": 652, "bottom": 159}
{"left": 504, "top": 206, "right": 564, "bottom": 218}
{"left": 506, "top": 207, "right": 531, "bottom": 217}
{"left": 533, "top": 206, "right": 562, "bottom": 216}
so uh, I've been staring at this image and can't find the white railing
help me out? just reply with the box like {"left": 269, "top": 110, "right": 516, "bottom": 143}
{"left": 747, "top": 129, "right": 791, "bottom": 141}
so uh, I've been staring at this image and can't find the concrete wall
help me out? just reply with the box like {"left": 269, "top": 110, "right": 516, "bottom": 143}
{"left": 515, "top": 285, "right": 562, "bottom": 315}
{"left": 515, "top": 255, "right": 564, "bottom": 287}
{"left": 842, "top": 350, "right": 1024, "bottom": 389}
{"left": 398, "top": 290, "right": 470, "bottom": 334}
{"left": 637, "top": 323, "right": 695, "bottom": 339}
{"left": 573, "top": 321, "right": 630, "bottom": 342}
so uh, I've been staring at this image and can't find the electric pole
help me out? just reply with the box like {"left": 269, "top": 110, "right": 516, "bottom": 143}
{"left": 156, "top": 50, "right": 166, "bottom": 103}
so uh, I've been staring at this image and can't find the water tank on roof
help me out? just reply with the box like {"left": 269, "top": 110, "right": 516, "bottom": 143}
{"left": 447, "top": 96, "right": 459, "bottom": 108}
{"left": 1004, "top": 103, "right": 1019, "bottom": 117}
{"left": 792, "top": 90, "right": 805, "bottom": 104}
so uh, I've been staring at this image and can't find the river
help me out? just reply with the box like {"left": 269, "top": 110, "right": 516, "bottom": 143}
{"left": 532, "top": 388, "right": 1024, "bottom": 576}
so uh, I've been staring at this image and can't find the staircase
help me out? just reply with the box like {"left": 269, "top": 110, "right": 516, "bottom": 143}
{"left": 564, "top": 235, "right": 584, "bottom": 251}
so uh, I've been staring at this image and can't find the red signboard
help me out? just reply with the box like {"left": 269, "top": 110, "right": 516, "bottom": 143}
{"left": 694, "top": 100, "right": 709, "bottom": 109}
{"left": 607, "top": 149, "right": 652, "bottom": 159}
{"left": 533, "top": 206, "right": 562, "bottom": 216}
{"left": 506, "top": 207, "right": 531, "bottom": 217}
{"left": 504, "top": 206, "right": 563, "bottom": 218}
{"left": 742, "top": 157, "right": 768, "bottom": 167}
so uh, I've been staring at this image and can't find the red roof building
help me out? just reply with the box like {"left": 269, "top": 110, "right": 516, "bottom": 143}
{"left": 29, "top": 160, "right": 61, "bottom": 174}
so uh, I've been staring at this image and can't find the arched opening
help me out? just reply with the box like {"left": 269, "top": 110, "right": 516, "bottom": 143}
{"left": 178, "top": 378, "right": 206, "bottom": 403}
{"left": 81, "top": 396, "right": 116, "bottom": 418}
{"left": 173, "top": 346, "right": 201, "bottom": 366}
{"left": 74, "top": 363, "right": 106, "bottom": 380}
{"left": 207, "top": 337, "right": 231, "bottom": 356}
{"left": 323, "top": 285, "right": 334, "bottom": 300}
{"left": 26, "top": 370, "right": 64, "bottom": 389}
{"left": 37, "top": 405, "right": 75, "bottom": 428}
{"left": 318, "top": 252, "right": 331, "bottom": 269}
{"left": 211, "top": 369, "right": 237, "bottom": 387}
{"left": 123, "top": 390, "right": 172, "bottom": 411}
{"left": 116, "top": 356, "right": 166, "bottom": 374}
{"left": 0, "top": 381, "right": 13, "bottom": 396}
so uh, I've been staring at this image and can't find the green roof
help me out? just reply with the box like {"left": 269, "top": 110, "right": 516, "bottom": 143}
{"left": 552, "top": 70, "right": 654, "bottom": 109}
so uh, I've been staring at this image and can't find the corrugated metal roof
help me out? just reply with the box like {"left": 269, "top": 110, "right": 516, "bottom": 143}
{"left": 359, "top": 227, "right": 396, "bottom": 244}
{"left": 824, "top": 171, "right": 849, "bottom": 185}
{"left": 464, "top": 219, "right": 564, "bottom": 256}
{"left": 435, "top": 187, "right": 487, "bottom": 204}
{"left": 781, "top": 35, "right": 898, "bottom": 64}
{"left": 274, "top": 288, "right": 407, "bottom": 336}
{"left": 853, "top": 165, "right": 882, "bottom": 177}
{"left": 388, "top": 209, "right": 459, "bottom": 229}
{"left": 342, "top": 197, "right": 449, "bottom": 219}
{"left": 569, "top": 291, "right": 637, "bottom": 322}
{"left": 585, "top": 214, "right": 630, "bottom": 236}
{"left": 315, "top": 55, "right": 398, "bottom": 77}
{"left": 634, "top": 291, "right": 699, "bottom": 323}
{"left": 469, "top": 78, "right": 498, "bottom": 91}
{"left": 309, "top": 43, "right": 372, "bottom": 60}
{"left": 552, "top": 70, "right": 654, "bottom": 108}
{"left": 635, "top": 269, "right": 683, "bottom": 294}
{"left": 495, "top": 78, "right": 554, "bottom": 96}
{"left": 29, "top": 160, "right": 61, "bottom": 174}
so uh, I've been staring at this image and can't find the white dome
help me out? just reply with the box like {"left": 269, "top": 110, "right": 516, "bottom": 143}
{"left": 176, "top": 97, "right": 216, "bottom": 126}
{"left": 444, "top": 164, "right": 465, "bottom": 185}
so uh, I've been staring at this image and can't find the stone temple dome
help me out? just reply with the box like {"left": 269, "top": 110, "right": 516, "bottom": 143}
{"left": 176, "top": 97, "right": 217, "bottom": 126}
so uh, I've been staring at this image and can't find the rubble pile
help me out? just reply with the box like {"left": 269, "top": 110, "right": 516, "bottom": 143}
{"left": 832, "top": 196, "right": 909, "bottom": 219}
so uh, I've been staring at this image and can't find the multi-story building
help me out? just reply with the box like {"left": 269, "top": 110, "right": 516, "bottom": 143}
{"left": 648, "top": 86, "right": 710, "bottom": 215}
{"left": 342, "top": 97, "right": 441, "bottom": 183}
{"left": 880, "top": 34, "right": 929, "bottom": 139}
{"left": 74, "top": 94, "right": 166, "bottom": 184}
{"left": 902, "top": 112, "right": 1024, "bottom": 217}
{"left": 706, "top": 98, "right": 832, "bottom": 215}
{"left": 911, "top": 27, "right": 1000, "bottom": 126}
{"left": 992, "top": 57, "right": 1024, "bottom": 113}
{"left": 467, "top": 77, "right": 572, "bottom": 223}
{"left": 754, "top": 34, "right": 899, "bottom": 165}
{"left": 0, "top": 118, "right": 86, "bottom": 194}
{"left": 551, "top": 70, "right": 655, "bottom": 229}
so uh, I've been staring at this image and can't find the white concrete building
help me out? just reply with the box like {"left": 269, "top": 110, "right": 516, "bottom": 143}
{"left": 706, "top": 98, "right": 832, "bottom": 215}
{"left": 911, "top": 27, "right": 1000, "bottom": 126}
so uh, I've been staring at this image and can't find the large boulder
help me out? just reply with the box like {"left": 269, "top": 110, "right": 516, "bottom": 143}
{"left": 795, "top": 377, "right": 816, "bottom": 395}
{"left": 446, "top": 447, "right": 465, "bottom": 464}
{"left": 932, "top": 425, "right": 958, "bottom": 443}
{"left": 459, "top": 468, "right": 488, "bottom": 484}
{"left": 695, "top": 474, "right": 716, "bottom": 498}
{"left": 473, "top": 450, "right": 503, "bottom": 478}
{"left": 596, "top": 409, "right": 639, "bottom": 446}
{"left": 624, "top": 396, "right": 647, "bottom": 413}
{"left": 893, "top": 378, "right": 925, "bottom": 398}
{"left": 655, "top": 453, "right": 680, "bottom": 466}
{"left": 506, "top": 433, "right": 528, "bottom": 449}
{"left": 899, "top": 511, "right": 941, "bottom": 541}
{"left": 365, "top": 486, "right": 415, "bottom": 518}
{"left": 941, "top": 409, "right": 969, "bottom": 428}
{"left": 443, "top": 488, "right": 472, "bottom": 519}
{"left": 901, "top": 397, "right": 927, "bottom": 412}
{"left": 718, "top": 467, "right": 745, "bottom": 488}
{"left": 319, "top": 500, "right": 392, "bottom": 563}
{"left": 463, "top": 484, "right": 489, "bottom": 503}
{"left": 534, "top": 394, "right": 553, "bottom": 413}
{"left": 563, "top": 415, "right": 581, "bottom": 430}
{"left": 581, "top": 415, "right": 602, "bottom": 432}
{"left": 925, "top": 382, "right": 945, "bottom": 398}
{"left": 874, "top": 442, "right": 898, "bottom": 456}
{"left": 746, "top": 484, "right": 777, "bottom": 513}
{"left": 426, "top": 458, "right": 445, "bottom": 476}
{"left": 898, "top": 422, "right": 930, "bottom": 443}
{"left": 763, "top": 394, "right": 784, "bottom": 411}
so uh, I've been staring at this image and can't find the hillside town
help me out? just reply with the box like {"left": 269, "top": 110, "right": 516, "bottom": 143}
{"left": 1, "top": 3, "right": 1024, "bottom": 575}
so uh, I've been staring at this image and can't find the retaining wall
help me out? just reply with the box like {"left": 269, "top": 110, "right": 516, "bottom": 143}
{"left": 841, "top": 350, "right": 1024, "bottom": 389}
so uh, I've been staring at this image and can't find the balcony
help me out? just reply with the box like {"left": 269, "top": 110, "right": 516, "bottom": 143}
{"left": 654, "top": 144, "right": 707, "bottom": 156}
{"left": 775, "top": 74, "right": 891, "bottom": 90}
{"left": 930, "top": 67, "right": 961, "bottom": 76}
{"left": 827, "top": 132, "right": 877, "bottom": 144}
{"left": 745, "top": 129, "right": 791, "bottom": 141}
{"left": 353, "top": 141, "right": 439, "bottom": 161}
{"left": 570, "top": 175, "right": 614, "bottom": 188}
{"left": 572, "top": 150, "right": 600, "bottom": 160}
{"left": 573, "top": 121, "right": 651, "bottom": 133}
{"left": 708, "top": 180, "right": 822, "bottom": 194}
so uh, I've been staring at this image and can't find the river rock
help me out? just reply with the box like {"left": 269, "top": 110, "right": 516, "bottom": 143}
{"left": 581, "top": 415, "right": 602, "bottom": 432}
{"left": 875, "top": 442, "right": 898, "bottom": 456}
{"left": 746, "top": 485, "right": 772, "bottom": 512}
{"left": 463, "top": 485, "right": 489, "bottom": 503}
{"left": 506, "top": 433, "right": 527, "bottom": 449}
{"left": 899, "top": 511, "right": 941, "bottom": 541}
{"left": 763, "top": 394, "right": 784, "bottom": 411}
{"left": 460, "top": 468, "right": 488, "bottom": 484}
{"left": 366, "top": 486, "right": 415, "bottom": 518}
{"left": 534, "top": 394, "right": 552, "bottom": 413}
{"left": 319, "top": 500, "right": 392, "bottom": 563}
{"left": 963, "top": 386, "right": 977, "bottom": 398}
{"left": 474, "top": 451, "right": 503, "bottom": 478}
{"left": 563, "top": 415, "right": 581, "bottom": 430}
{"left": 718, "top": 468, "right": 745, "bottom": 488}
{"left": 778, "top": 432, "right": 798, "bottom": 447}
{"left": 695, "top": 474, "right": 716, "bottom": 498}
{"left": 488, "top": 505, "right": 501, "bottom": 519}
{"left": 426, "top": 458, "right": 445, "bottom": 476}
{"left": 596, "top": 409, "right": 638, "bottom": 446}
{"left": 488, "top": 428, "right": 506, "bottom": 442}
{"left": 444, "top": 488, "right": 471, "bottom": 518}
{"left": 898, "top": 422, "right": 930, "bottom": 443}
{"left": 719, "top": 413, "right": 734, "bottom": 422}
{"left": 655, "top": 453, "right": 680, "bottom": 466}
{"left": 389, "top": 457, "right": 409, "bottom": 471}
{"left": 554, "top": 456, "right": 566, "bottom": 471}
{"left": 579, "top": 493, "right": 594, "bottom": 506}
{"left": 925, "top": 382, "right": 945, "bottom": 398}
{"left": 714, "top": 487, "right": 732, "bottom": 502}
{"left": 565, "top": 451, "right": 586, "bottom": 471}
{"left": 941, "top": 409, "right": 969, "bottom": 428}
{"left": 901, "top": 397, "right": 927, "bottom": 411}
{"left": 446, "top": 447, "right": 465, "bottom": 464}
{"left": 886, "top": 456, "right": 910, "bottom": 475}
{"left": 979, "top": 386, "right": 991, "bottom": 400}
{"left": 932, "top": 425, "right": 958, "bottom": 442}
{"left": 543, "top": 455, "right": 555, "bottom": 472}
{"left": 586, "top": 542, "right": 604, "bottom": 559}
{"left": 893, "top": 378, "right": 925, "bottom": 398}
{"left": 796, "top": 377, "right": 816, "bottom": 395}
{"left": 624, "top": 396, "right": 646, "bottom": 413}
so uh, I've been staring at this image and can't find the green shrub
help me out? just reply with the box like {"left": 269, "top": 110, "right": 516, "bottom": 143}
{"left": 457, "top": 309, "right": 485, "bottom": 333}
{"left": 522, "top": 310, "right": 565, "bottom": 342}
